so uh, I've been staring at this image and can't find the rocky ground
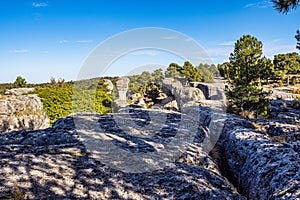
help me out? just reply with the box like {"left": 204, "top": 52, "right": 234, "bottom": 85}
{"left": 0, "top": 84, "right": 299, "bottom": 199}
{"left": 0, "top": 107, "right": 243, "bottom": 199}
{"left": 0, "top": 102, "right": 299, "bottom": 199}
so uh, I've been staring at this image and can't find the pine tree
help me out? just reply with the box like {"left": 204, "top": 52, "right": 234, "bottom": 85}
{"left": 226, "top": 35, "right": 273, "bottom": 118}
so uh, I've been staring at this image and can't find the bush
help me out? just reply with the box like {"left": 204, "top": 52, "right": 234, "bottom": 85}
{"left": 12, "top": 76, "right": 27, "bottom": 88}
{"left": 36, "top": 86, "right": 112, "bottom": 124}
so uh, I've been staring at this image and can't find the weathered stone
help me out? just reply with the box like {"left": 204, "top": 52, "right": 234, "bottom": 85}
{"left": 103, "top": 79, "right": 114, "bottom": 94}
{"left": 129, "top": 93, "right": 147, "bottom": 108}
{"left": 202, "top": 108, "right": 300, "bottom": 200}
{"left": 162, "top": 78, "right": 206, "bottom": 111}
{"left": 0, "top": 93, "right": 50, "bottom": 134}
{"left": 115, "top": 77, "right": 130, "bottom": 108}
{"left": 292, "top": 100, "right": 300, "bottom": 109}
{"left": 160, "top": 96, "right": 179, "bottom": 111}
{"left": 269, "top": 89, "right": 299, "bottom": 100}
{"left": 269, "top": 100, "right": 300, "bottom": 124}
{"left": 1, "top": 81, "right": 299, "bottom": 199}
{"left": 190, "top": 82, "right": 226, "bottom": 100}
{"left": 0, "top": 108, "right": 243, "bottom": 199}
{"left": 4, "top": 88, "right": 35, "bottom": 96}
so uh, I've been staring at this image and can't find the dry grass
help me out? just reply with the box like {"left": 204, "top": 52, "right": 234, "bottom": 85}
{"left": 291, "top": 87, "right": 300, "bottom": 94}
{"left": 11, "top": 185, "right": 24, "bottom": 200}
{"left": 252, "top": 122, "right": 264, "bottom": 132}
{"left": 271, "top": 135, "right": 288, "bottom": 143}
{"left": 1, "top": 184, "right": 25, "bottom": 200}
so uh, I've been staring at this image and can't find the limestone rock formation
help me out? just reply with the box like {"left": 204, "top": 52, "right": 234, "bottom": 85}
{"left": 0, "top": 108, "right": 243, "bottom": 199}
{"left": 115, "top": 77, "right": 130, "bottom": 108}
{"left": 269, "top": 89, "right": 299, "bottom": 100}
{"left": 162, "top": 78, "right": 206, "bottom": 111}
{"left": 103, "top": 79, "right": 114, "bottom": 94}
{"left": 190, "top": 81, "right": 226, "bottom": 100}
{"left": 198, "top": 106, "right": 300, "bottom": 199}
{"left": 0, "top": 84, "right": 299, "bottom": 199}
{"left": 160, "top": 96, "right": 179, "bottom": 111}
{"left": 269, "top": 99, "right": 300, "bottom": 124}
{"left": 0, "top": 88, "right": 50, "bottom": 134}
{"left": 4, "top": 88, "right": 35, "bottom": 96}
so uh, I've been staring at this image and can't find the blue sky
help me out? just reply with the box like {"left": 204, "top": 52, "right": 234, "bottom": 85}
{"left": 0, "top": 0, "right": 299, "bottom": 83}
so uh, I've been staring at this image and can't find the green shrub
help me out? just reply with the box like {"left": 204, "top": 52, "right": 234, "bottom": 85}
{"left": 35, "top": 86, "right": 112, "bottom": 124}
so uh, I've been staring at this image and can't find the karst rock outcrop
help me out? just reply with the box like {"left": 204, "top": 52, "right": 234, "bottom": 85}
{"left": 0, "top": 107, "right": 243, "bottom": 199}
{"left": 0, "top": 79, "right": 299, "bottom": 199}
{"left": 0, "top": 88, "right": 50, "bottom": 134}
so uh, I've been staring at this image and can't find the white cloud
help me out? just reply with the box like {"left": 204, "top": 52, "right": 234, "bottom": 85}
{"left": 218, "top": 41, "right": 235, "bottom": 46}
{"left": 32, "top": 2, "right": 48, "bottom": 7}
{"left": 59, "top": 40, "right": 69, "bottom": 44}
{"left": 129, "top": 50, "right": 160, "bottom": 56}
{"left": 245, "top": 1, "right": 272, "bottom": 8}
{"left": 9, "top": 49, "right": 31, "bottom": 53}
{"left": 76, "top": 40, "right": 93, "bottom": 43}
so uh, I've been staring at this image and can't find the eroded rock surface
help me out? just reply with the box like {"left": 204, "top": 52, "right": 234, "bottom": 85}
{"left": 162, "top": 78, "right": 206, "bottom": 111}
{"left": 190, "top": 81, "right": 226, "bottom": 100}
{"left": 0, "top": 89, "right": 50, "bottom": 134}
{"left": 200, "top": 106, "right": 300, "bottom": 200}
{"left": 0, "top": 108, "right": 243, "bottom": 199}
{"left": 115, "top": 77, "right": 130, "bottom": 108}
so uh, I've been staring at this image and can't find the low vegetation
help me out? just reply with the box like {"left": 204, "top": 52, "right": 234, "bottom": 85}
{"left": 35, "top": 81, "right": 112, "bottom": 124}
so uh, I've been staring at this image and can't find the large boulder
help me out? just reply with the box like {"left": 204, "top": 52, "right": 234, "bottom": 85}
{"left": 190, "top": 82, "right": 226, "bottom": 100}
{"left": 162, "top": 78, "right": 206, "bottom": 111}
{"left": 0, "top": 88, "right": 50, "bottom": 134}
{"left": 0, "top": 108, "right": 243, "bottom": 199}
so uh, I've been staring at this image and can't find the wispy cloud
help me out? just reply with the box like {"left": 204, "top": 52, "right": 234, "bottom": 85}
{"left": 76, "top": 40, "right": 93, "bottom": 43}
{"left": 32, "top": 2, "right": 48, "bottom": 7}
{"left": 263, "top": 44, "right": 297, "bottom": 57}
{"left": 162, "top": 36, "right": 177, "bottom": 40}
{"left": 9, "top": 49, "right": 31, "bottom": 53}
{"left": 245, "top": 0, "right": 272, "bottom": 8}
{"left": 218, "top": 41, "right": 235, "bottom": 46}
{"left": 269, "top": 39, "right": 281, "bottom": 43}
{"left": 185, "top": 38, "right": 194, "bottom": 42}
{"left": 205, "top": 43, "right": 297, "bottom": 63}
{"left": 129, "top": 50, "right": 160, "bottom": 56}
{"left": 59, "top": 40, "right": 69, "bottom": 44}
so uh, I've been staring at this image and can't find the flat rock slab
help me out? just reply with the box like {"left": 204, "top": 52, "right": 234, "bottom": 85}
{"left": 0, "top": 108, "right": 243, "bottom": 199}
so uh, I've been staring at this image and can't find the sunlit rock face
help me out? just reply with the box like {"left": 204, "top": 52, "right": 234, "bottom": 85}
{"left": 190, "top": 81, "right": 226, "bottom": 100}
{"left": 0, "top": 107, "right": 243, "bottom": 199}
{"left": 115, "top": 77, "right": 130, "bottom": 108}
{"left": 206, "top": 106, "right": 300, "bottom": 200}
{"left": 162, "top": 78, "right": 206, "bottom": 111}
{"left": 0, "top": 88, "right": 50, "bottom": 134}
{"left": 103, "top": 79, "right": 114, "bottom": 94}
